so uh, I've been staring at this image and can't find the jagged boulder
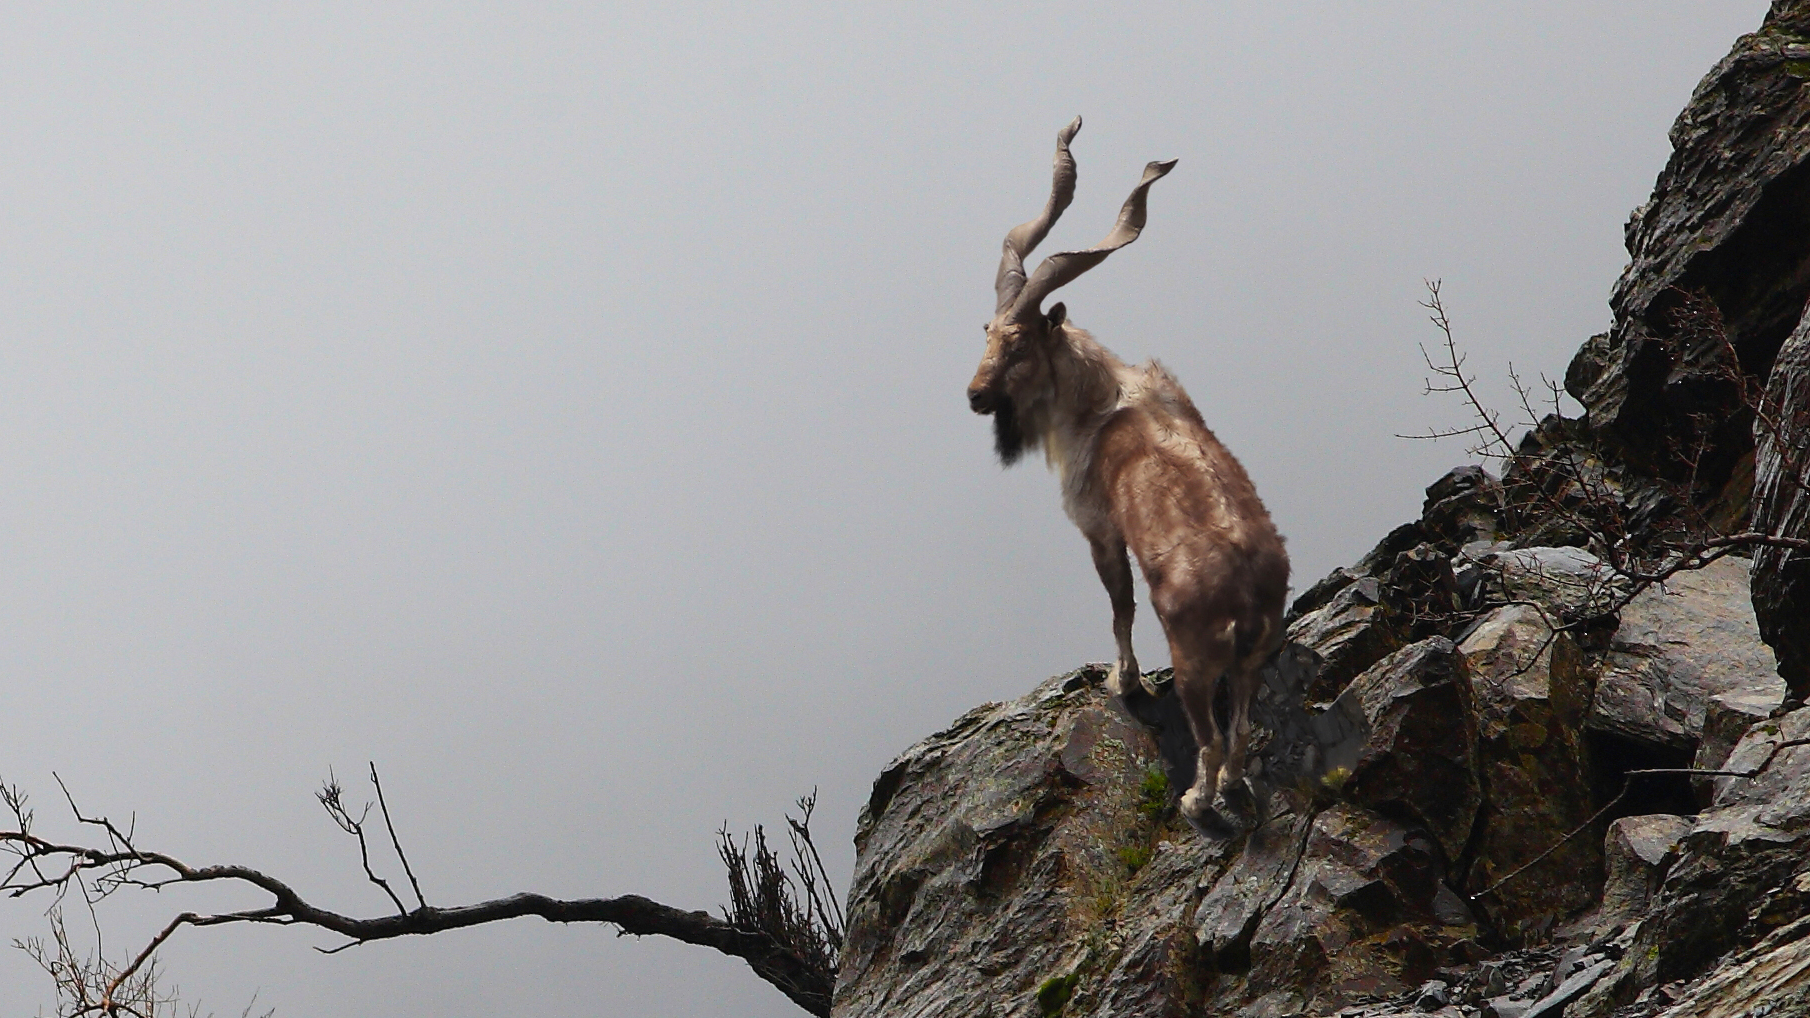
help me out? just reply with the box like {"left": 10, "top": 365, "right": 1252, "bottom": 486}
{"left": 1623, "top": 706, "right": 1810, "bottom": 995}
{"left": 1476, "top": 545, "right": 1606, "bottom": 615}
{"left": 1288, "top": 575, "right": 1403, "bottom": 704}
{"left": 1286, "top": 543, "right": 1473, "bottom": 708}
{"left": 1421, "top": 466, "right": 1507, "bottom": 551}
{"left": 1333, "top": 638, "right": 1481, "bottom": 864}
{"left": 1595, "top": 814, "right": 1693, "bottom": 936}
{"left": 835, "top": 667, "right": 1185, "bottom": 1018}
{"left": 1457, "top": 603, "right": 1601, "bottom": 939}
{"left": 1753, "top": 303, "right": 1810, "bottom": 700}
{"left": 1587, "top": 556, "right": 1786, "bottom": 752}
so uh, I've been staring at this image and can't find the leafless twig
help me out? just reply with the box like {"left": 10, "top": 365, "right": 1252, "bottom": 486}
{"left": 717, "top": 791, "right": 843, "bottom": 1012}
{"left": 315, "top": 773, "right": 406, "bottom": 916}
{"left": 366, "top": 764, "right": 426, "bottom": 911}
{"left": 1407, "top": 282, "right": 1810, "bottom": 634}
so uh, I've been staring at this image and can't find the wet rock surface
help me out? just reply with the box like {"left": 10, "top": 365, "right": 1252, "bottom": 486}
{"left": 1593, "top": 815, "right": 1693, "bottom": 936}
{"left": 1587, "top": 557, "right": 1784, "bottom": 752}
{"left": 1457, "top": 603, "right": 1601, "bottom": 936}
{"left": 1752, "top": 303, "right": 1810, "bottom": 700}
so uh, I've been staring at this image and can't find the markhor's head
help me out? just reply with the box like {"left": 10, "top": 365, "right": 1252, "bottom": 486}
{"left": 965, "top": 116, "right": 1174, "bottom": 466}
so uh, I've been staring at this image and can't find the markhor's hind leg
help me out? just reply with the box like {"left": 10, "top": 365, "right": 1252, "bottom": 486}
{"left": 1216, "top": 660, "right": 1262, "bottom": 824}
{"left": 1172, "top": 637, "right": 1239, "bottom": 838}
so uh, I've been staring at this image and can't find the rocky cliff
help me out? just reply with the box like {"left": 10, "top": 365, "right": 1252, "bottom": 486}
{"left": 835, "top": 4, "right": 1810, "bottom": 1016}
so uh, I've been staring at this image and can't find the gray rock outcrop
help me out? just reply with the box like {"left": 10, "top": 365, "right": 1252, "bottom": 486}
{"left": 1587, "top": 557, "right": 1785, "bottom": 751}
{"left": 1593, "top": 815, "right": 1693, "bottom": 936}
{"left": 1752, "top": 305, "right": 1810, "bottom": 699}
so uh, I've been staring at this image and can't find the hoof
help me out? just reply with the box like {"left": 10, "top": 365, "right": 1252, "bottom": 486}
{"left": 1182, "top": 802, "right": 1240, "bottom": 841}
{"left": 1180, "top": 788, "right": 1242, "bottom": 840}
{"left": 1105, "top": 661, "right": 1141, "bottom": 698}
{"left": 1218, "top": 779, "right": 1258, "bottom": 825}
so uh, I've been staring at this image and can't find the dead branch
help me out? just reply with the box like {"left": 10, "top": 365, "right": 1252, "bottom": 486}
{"left": 3, "top": 772, "right": 838, "bottom": 1018}
{"left": 716, "top": 790, "right": 844, "bottom": 1012}
{"left": 367, "top": 764, "right": 426, "bottom": 911}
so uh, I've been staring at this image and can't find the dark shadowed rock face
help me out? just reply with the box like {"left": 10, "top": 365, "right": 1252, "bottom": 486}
{"left": 1555, "top": 0, "right": 1810, "bottom": 698}
{"left": 1581, "top": 4, "right": 1810, "bottom": 499}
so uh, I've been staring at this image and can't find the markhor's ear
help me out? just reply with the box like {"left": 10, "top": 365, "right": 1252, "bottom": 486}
{"left": 1046, "top": 302, "right": 1067, "bottom": 328}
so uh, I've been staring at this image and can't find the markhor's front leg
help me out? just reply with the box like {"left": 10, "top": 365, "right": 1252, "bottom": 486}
{"left": 1088, "top": 535, "right": 1141, "bottom": 697}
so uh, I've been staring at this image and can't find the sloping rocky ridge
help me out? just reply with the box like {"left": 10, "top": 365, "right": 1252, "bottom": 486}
{"left": 836, "top": 524, "right": 1805, "bottom": 1016}
{"left": 836, "top": 532, "right": 1798, "bottom": 1017}
{"left": 835, "top": 5, "right": 1810, "bottom": 1016}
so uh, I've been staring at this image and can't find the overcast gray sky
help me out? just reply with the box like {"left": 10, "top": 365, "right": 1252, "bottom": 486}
{"left": 0, "top": 3, "right": 1773, "bottom": 1016}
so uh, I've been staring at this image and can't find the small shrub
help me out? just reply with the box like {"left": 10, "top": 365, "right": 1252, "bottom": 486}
{"left": 1037, "top": 972, "right": 1080, "bottom": 1015}
{"left": 1136, "top": 765, "right": 1170, "bottom": 820}
{"left": 1117, "top": 844, "right": 1152, "bottom": 873}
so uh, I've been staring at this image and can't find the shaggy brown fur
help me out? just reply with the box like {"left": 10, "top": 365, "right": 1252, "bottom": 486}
{"left": 968, "top": 120, "right": 1289, "bottom": 836}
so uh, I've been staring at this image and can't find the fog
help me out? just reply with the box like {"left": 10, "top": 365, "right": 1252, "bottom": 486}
{"left": 0, "top": 4, "right": 1770, "bottom": 1015}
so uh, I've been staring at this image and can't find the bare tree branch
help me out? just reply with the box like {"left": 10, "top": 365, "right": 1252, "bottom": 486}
{"left": 1407, "top": 281, "right": 1810, "bottom": 638}
{"left": 3, "top": 772, "right": 838, "bottom": 1017}
{"left": 716, "top": 790, "right": 843, "bottom": 1012}
{"left": 366, "top": 764, "right": 426, "bottom": 911}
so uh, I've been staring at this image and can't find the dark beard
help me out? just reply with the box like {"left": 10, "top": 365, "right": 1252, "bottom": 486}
{"left": 993, "top": 396, "right": 1025, "bottom": 466}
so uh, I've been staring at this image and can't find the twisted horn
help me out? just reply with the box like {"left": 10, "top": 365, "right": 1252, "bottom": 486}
{"left": 1007, "top": 157, "right": 1178, "bottom": 323}
{"left": 995, "top": 116, "right": 1082, "bottom": 315}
